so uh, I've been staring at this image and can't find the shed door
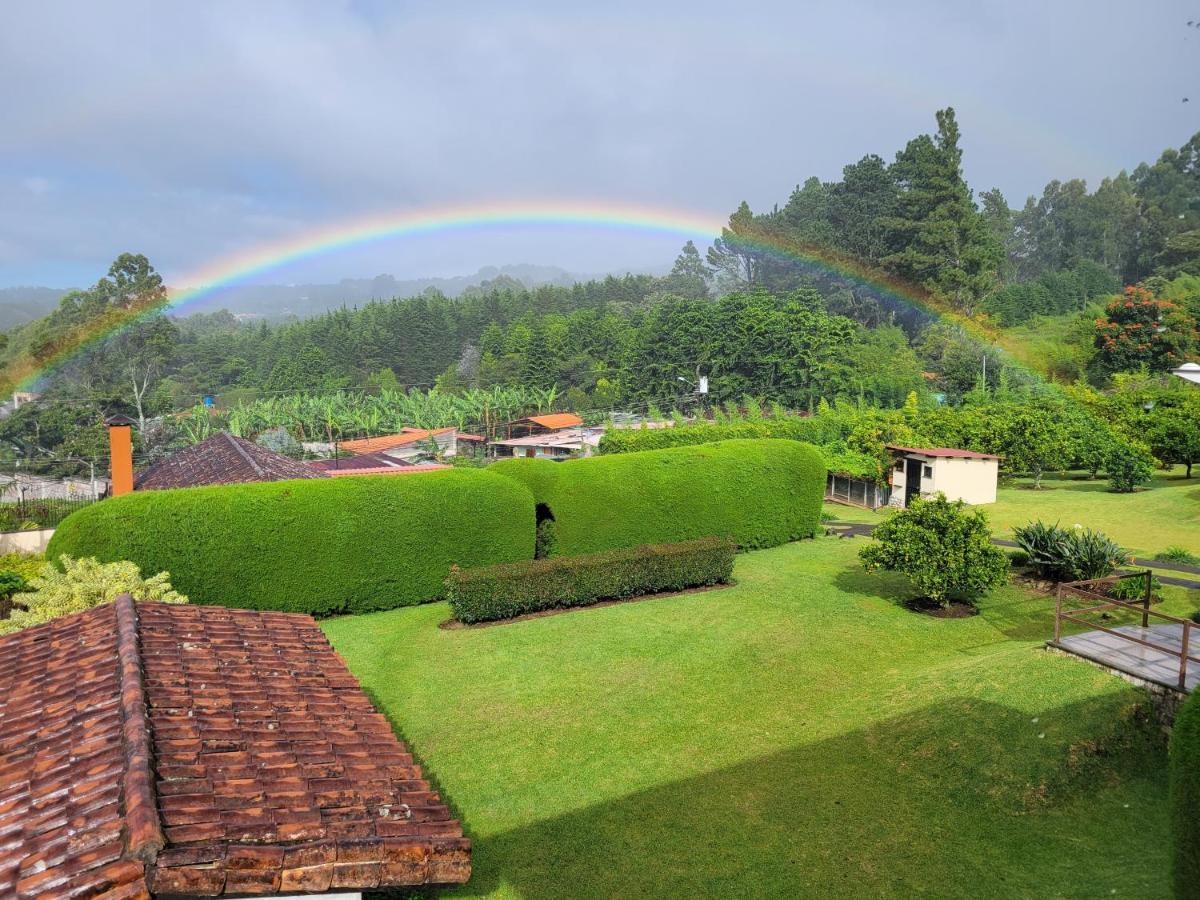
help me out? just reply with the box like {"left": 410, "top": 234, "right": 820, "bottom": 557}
{"left": 904, "top": 458, "right": 923, "bottom": 507}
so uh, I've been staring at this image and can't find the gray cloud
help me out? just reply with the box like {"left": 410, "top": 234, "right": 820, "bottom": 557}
{"left": 1, "top": 0, "right": 1196, "bottom": 287}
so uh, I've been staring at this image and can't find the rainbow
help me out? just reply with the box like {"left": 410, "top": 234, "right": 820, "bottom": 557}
{"left": 6, "top": 199, "right": 996, "bottom": 391}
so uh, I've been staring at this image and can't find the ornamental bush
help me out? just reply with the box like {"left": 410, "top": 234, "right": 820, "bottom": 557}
{"left": 490, "top": 439, "right": 825, "bottom": 556}
{"left": 1013, "top": 520, "right": 1129, "bottom": 582}
{"left": 0, "top": 555, "right": 184, "bottom": 634}
{"left": 1171, "top": 690, "right": 1200, "bottom": 895}
{"left": 859, "top": 493, "right": 1010, "bottom": 607}
{"left": 1105, "top": 442, "right": 1154, "bottom": 493}
{"left": 447, "top": 537, "right": 736, "bottom": 624}
{"left": 48, "top": 470, "right": 536, "bottom": 615}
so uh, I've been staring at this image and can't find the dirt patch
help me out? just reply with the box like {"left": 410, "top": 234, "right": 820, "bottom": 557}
{"left": 904, "top": 597, "right": 979, "bottom": 618}
{"left": 439, "top": 582, "right": 733, "bottom": 630}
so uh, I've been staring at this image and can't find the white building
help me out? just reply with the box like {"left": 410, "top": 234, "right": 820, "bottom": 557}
{"left": 886, "top": 446, "right": 1001, "bottom": 508}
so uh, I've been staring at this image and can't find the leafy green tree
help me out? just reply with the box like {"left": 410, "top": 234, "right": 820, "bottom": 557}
{"left": 1093, "top": 285, "right": 1198, "bottom": 376}
{"left": 706, "top": 202, "right": 764, "bottom": 290}
{"left": 661, "top": 241, "right": 711, "bottom": 298}
{"left": 996, "top": 406, "right": 1074, "bottom": 488}
{"left": 881, "top": 108, "right": 1002, "bottom": 312}
{"left": 859, "top": 494, "right": 1010, "bottom": 607}
{"left": 1105, "top": 441, "right": 1154, "bottom": 492}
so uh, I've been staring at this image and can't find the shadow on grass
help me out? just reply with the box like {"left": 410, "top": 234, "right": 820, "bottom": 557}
{"left": 831, "top": 561, "right": 916, "bottom": 605}
{"left": 433, "top": 696, "right": 1165, "bottom": 899}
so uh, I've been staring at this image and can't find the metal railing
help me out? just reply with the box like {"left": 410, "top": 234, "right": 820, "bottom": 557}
{"left": 825, "top": 473, "right": 890, "bottom": 510}
{"left": 1054, "top": 571, "right": 1197, "bottom": 691}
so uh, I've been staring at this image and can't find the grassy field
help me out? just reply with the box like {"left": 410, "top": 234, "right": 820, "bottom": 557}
{"left": 325, "top": 537, "right": 1177, "bottom": 898}
{"left": 826, "top": 465, "right": 1200, "bottom": 558}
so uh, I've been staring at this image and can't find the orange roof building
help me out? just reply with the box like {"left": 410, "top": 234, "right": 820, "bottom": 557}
{"left": 338, "top": 428, "right": 456, "bottom": 455}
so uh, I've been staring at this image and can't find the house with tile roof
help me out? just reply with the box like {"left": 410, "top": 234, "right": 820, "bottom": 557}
{"left": 336, "top": 428, "right": 457, "bottom": 462}
{"left": 504, "top": 413, "right": 583, "bottom": 439}
{"left": 133, "top": 432, "right": 326, "bottom": 491}
{"left": 0, "top": 595, "right": 470, "bottom": 898}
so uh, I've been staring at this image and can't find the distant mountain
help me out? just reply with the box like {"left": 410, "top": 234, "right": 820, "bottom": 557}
{"left": 177, "top": 264, "right": 609, "bottom": 319}
{"left": 0, "top": 287, "right": 71, "bottom": 330}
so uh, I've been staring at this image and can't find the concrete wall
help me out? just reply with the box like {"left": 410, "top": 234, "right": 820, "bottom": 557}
{"left": 889, "top": 454, "right": 998, "bottom": 507}
{"left": 0, "top": 528, "right": 54, "bottom": 554}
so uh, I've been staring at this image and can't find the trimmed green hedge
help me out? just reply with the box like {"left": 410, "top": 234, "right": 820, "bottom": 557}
{"left": 447, "top": 537, "right": 736, "bottom": 624}
{"left": 47, "top": 470, "right": 535, "bottom": 615}
{"left": 1172, "top": 689, "right": 1200, "bottom": 895}
{"left": 490, "top": 439, "right": 825, "bottom": 556}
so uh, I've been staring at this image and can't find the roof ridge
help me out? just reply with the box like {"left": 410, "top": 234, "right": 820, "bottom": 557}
{"left": 221, "top": 431, "right": 266, "bottom": 479}
{"left": 114, "top": 593, "right": 165, "bottom": 865}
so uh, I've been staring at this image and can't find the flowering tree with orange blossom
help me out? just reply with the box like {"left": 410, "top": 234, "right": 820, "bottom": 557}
{"left": 1093, "top": 286, "right": 1198, "bottom": 375}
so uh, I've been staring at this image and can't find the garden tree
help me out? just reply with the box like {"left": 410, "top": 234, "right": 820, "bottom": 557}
{"left": 881, "top": 108, "right": 1002, "bottom": 312}
{"left": 1092, "top": 285, "right": 1198, "bottom": 376}
{"left": 916, "top": 322, "right": 1006, "bottom": 400}
{"left": 660, "top": 241, "right": 711, "bottom": 298}
{"left": 1105, "top": 441, "right": 1154, "bottom": 493}
{"left": 1144, "top": 405, "right": 1200, "bottom": 477}
{"left": 995, "top": 405, "right": 1074, "bottom": 488}
{"left": 859, "top": 493, "right": 1010, "bottom": 607}
{"left": 827, "top": 155, "right": 897, "bottom": 264}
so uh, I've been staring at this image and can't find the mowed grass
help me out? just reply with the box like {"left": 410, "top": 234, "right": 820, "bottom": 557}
{"left": 324, "top": 537, "right": 1172, "bottom": 898}
{"left": 826, "top": 465, "right": 1200, "bottom": 558}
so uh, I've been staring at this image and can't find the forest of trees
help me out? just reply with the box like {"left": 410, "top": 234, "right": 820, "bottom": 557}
{"left": 1, "top": 109, "right": 1198, "bottom": 470}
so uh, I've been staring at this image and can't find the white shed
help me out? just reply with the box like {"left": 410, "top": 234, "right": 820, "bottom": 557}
{"left": 885, "top": 446, "right": 1001, "bottom": 509}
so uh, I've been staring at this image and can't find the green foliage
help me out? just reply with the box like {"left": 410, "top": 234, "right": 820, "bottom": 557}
{"left": 1105, "top": 442, "right": 1154, "bottom": 493}
{"left": 447, "top": 537, "right": 736, "bottom": 625}
{"left": 1157, "top": 546, "right": 1200, "bottom": 565}
{"left": 0, "top": 571, "right": 28, "bottom": 598}
{"left": 1171, "top": 690, "right": 1200, "bottom": 895}
{"left": 1093, "top": 286, "right": 1198, "bottom": 376}
{"left": 48, "top": 470, "right": 536, "bottom": 615}
{"left": 1107, "top": 574, "right": 1160, "bottom": 601}
{"left": 0, "top": 555, "right": 184, "bottom": 634}
{"left": 859, "top": 494, "right": 1009, "bottom": 606}
{"left": 491, "top": 439, "right": 826, "bottom": 556}
{"left": 1013, "top": 521, "right": 1129, "bottom": 582}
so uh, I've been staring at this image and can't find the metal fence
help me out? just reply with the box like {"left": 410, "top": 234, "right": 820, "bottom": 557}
{"left": 825, "top": 472, "right": 891, "bottom": 510}
{"left": 0, "top": 466, "right": 106, "bottom": 533}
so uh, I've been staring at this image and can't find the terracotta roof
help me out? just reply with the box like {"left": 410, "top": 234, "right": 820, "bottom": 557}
{"left": 135, "top": 433, "right": 326, "bottom": 490}
{"left": 512, "top": 413, "right": 582, "bottom": 430}
{"left": 326, "top": 465, "right": 453, "bottom": 477}
{"left": 886, "top": 445, "right": 1002, "bottom": 460}
{"left": 0, "top": 596, "right": 469, "bottom": 897}
{"left": 306, "top": 452, "right": 405, "bottom": 472}
{"left": 338, "top": 429, "right": 455, "bottom": 455}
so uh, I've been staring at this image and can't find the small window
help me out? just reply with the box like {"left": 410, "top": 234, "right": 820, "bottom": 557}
{"left": 923, "top": 464, "right": 933, "bottom": 479}
{"left": 894, "top": 460, "right": 904, "bottom": 471}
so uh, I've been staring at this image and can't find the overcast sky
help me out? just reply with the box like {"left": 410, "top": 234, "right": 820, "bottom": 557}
{"left": 1, "top": 0, "right": 1197, "bottom": 290}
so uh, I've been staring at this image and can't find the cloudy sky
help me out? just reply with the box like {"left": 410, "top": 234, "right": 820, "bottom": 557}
{"left": 1, "top": 0, "right": 1196, "bottom": 290}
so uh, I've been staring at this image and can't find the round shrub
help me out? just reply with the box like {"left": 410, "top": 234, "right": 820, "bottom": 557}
{"left": 490, "top": 439, "right": 825, "bottom": 556}
{"left": 48, "top": 470, "right": 536, "bottom": 615}
{"left": 1172, "top": 689, "right": 1200, "bottom": 894}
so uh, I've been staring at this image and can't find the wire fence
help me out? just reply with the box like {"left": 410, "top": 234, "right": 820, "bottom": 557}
{"left": 0, "top": 462, "right": 106, "bottom": 533}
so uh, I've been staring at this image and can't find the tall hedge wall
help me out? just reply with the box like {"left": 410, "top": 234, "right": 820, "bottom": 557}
{"left": 1172, "top": 689, "right": 1200, "bottom": 895}
{"left": 490, "top": 438, "right": 825, "bottom": 556}
{"left": 599, "top": 419, "right": 824, "bottom": 455}
{"left": 47, "top": 470, "right": 536, "bottom": 615}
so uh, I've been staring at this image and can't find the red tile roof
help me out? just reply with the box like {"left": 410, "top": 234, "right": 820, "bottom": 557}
{"left": 338, "top": 429, "right": 455, "bottom": 455}
{"left": 136, "top": 433, "right": 326, "bottom": 491}
{"left": 0, "top": 596, "right": 469, "bottom": 897}
{"left": 326, "top": 465, "right": 452, "bottom": 477}
{"left": 886, "top": 445, "right": 1002, "bottom": 460}
{"left": 512, "top": 413, "right": 582, "bottom": 430}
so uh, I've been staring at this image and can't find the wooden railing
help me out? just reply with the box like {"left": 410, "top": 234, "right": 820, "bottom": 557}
{"left": 1054, "top": 571, "right": 1197, "bottom": 691}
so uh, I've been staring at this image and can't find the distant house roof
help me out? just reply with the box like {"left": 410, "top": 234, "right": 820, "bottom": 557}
{"left": 326, "top": 464, "right": 453, "bottom": 477}
{"left": 886, "top": 445, "right": 1002, "bottom": 460}
{"left": 511, "top": 413, "right": 583, "bottom": 431}
{"left": 307, "top": 451, "right": 406, "bottom": 472}
{"left": 135, "top": 432, "right": 327, "bottom": 490}
{"left": 339, "top": 428, "right": 455, "bottom": 455}
{"left": 0, "top": 595, "right": 470, "bottom": 897}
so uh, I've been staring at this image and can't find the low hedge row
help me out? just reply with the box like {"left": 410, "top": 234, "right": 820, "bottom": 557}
{"left": 490, "top": 439, "right": 826, "bottom": 556}
{"left": 598, "top": 419, "right": 824, "bottom": 455}
{"left": 1172, "top": 689, "right": 1200, "bottom": 894}
{"left": 47, "top": 469, "right": 536, "bottom": 615}
{"left": 447, "top": 536, "right": 736, "bottom": 624}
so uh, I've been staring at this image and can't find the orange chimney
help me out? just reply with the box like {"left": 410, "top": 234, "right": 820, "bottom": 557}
{"left": 106, "top": 415, "right": 136, "bottom": 497}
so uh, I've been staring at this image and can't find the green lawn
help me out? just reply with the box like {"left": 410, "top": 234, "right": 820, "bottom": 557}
{"left": 826, "top": 466, "right": 1200, "bottom": 558}
{"left": 324, "top": 537, "right": 1178, "bottom": 898}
